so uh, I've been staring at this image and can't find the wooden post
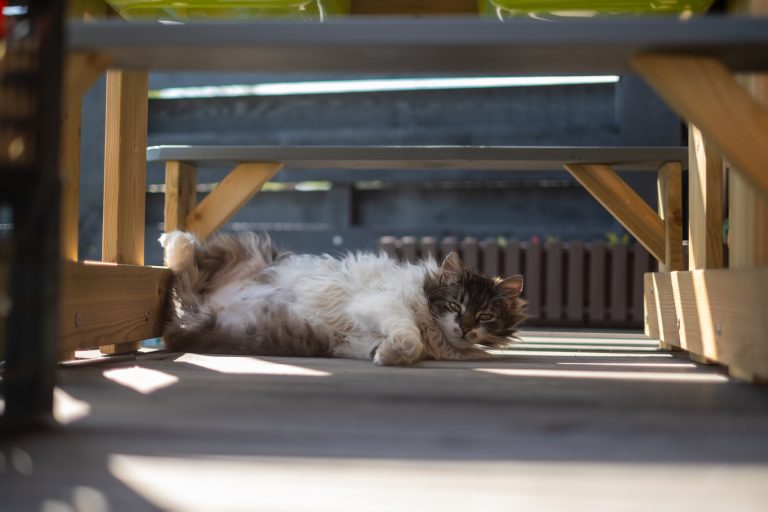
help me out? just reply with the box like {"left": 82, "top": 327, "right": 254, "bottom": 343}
{"left": 164, "top": 160, "right": 197, "bottom": 233}
{"left": 657, "top": 161, "right": 684, "bottom": 272}
{"left": 100, "top": 69, "right": 149, "bottom": 355}
{"left": 688, "top": 126, "right": 724, "bottom": 270}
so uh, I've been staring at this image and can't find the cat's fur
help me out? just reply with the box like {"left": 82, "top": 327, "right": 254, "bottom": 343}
{"left": 161, "top": 231, "right": 526, "bottom": 365}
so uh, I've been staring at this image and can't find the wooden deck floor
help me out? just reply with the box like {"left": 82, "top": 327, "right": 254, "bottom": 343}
{"left": 3, "top": 330, "right": 768, "bottom": 511}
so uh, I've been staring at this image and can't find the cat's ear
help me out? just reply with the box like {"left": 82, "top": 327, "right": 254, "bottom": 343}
{"left": 440, "top": 252, "right": 465, "bottom": 282}
{"left": 497, "top": 275, "right": 524, "bottom": 299}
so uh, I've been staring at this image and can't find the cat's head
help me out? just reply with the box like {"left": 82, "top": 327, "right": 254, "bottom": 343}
{"left": 427, "top": 252, "right": 526, "bottom": 350}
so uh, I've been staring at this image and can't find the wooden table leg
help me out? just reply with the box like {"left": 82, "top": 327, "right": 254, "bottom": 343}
{"left": 164, "top": 160, "right": 197, "bottom": 233}
{"left": 100, "top": 69, "right": 149, "bottom": 355}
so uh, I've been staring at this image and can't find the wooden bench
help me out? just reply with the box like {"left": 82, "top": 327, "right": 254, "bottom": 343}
{"left": 147, "top": 145, "right": 687, "bottom": 268}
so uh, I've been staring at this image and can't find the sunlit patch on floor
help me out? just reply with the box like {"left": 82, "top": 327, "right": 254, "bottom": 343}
{"left": 476, "top": 368, "right": 728, "bottom": 383}
{"left": 557, "top": 362, "right": 697, "bottom": 369}
{"left": 102, "top": 366, "right": 180, "bottom": 394}
{"left": 490, "top": 349, "right": 674, "bottom": 358}
{"left": 174, "top": 353, "right": 331, "bottom": 377}
{"left": 108, "top": 454, "right": 768, "bottom": 512}
{"left": 54, "top": 387, "right": 91, "bottom": 424}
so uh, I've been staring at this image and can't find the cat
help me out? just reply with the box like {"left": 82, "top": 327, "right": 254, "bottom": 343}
{"left": 160, "top": 231, "right": 526, "bottom": 366}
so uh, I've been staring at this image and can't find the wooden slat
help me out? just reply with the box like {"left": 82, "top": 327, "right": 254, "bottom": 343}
{"left": 657, "top": 161, "right": 684, "bottom": 271}
{"left": 460, "top": 237, "right": 479, "bottom": 272}
{"left": 504, "top": 241, "right": 522, "bottom": 276}
{"left": 101, "top": 69, "right": 149, "bottom": 355}
{"left": 688, "top": 125, "right": 724, "bottom": 270}
{"left": 565, "top": 163, "right": 665, "bottom": 262}
{"left": 665, "top": 267, "right": 768, "bottom": 381}
{"left": 146, "top": 145, "right": 687, "bottom": 172}
{"left": 588, "top": 241, "right": 606, "bottom": 324}
{"left": 59, "top": 261, "right": 171, "bottom": 351}
{"left": 439, "top": 237, "right": 459, "bottom": 261}
{"left": 69, "top": 18, "right": 768, "bottom": 74}
{"left": 633, "top": 54, "right": 768, "bottom": 202}
{"left": 524, "top": 243, "right": 542, "bottom": 321}
{"left": 185, "top": 162, "right": 282, "bottom": 241}
{"left": 401, "top": 236, "right": 418, "bottom": 263}
{"left": 565, "top": 241, "right": 585, "bottom": 323}
{"left": 164, "top": 160, "right": 197, "bottom": 233}
{"left": 480, "top": 238, "right": 500, "bottom": 276}
{"left": 380, "top": 236, "right": 397, "bottom": 259}
{"left": 420, "top": 236, "right": 438, "bottom": 260}
{"left": 609, "top": 244, "right": 628, "bottom": 323}
{"left": 545, "top": 242, "right": 563, "bottom": 322}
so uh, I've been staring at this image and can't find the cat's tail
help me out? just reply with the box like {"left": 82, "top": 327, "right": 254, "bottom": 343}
{"left": 162, "top": 302, "right": 335, "bottom": 357}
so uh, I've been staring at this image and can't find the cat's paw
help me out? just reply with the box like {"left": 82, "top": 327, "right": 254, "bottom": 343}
{"left": 373, "top": 331, "right": 424, "bottom": 366}
{"left": 161, "top": 231, "right": 197, "bottom": 272}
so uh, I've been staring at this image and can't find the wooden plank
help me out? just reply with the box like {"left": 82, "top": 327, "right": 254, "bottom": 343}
{"left": 657, "top": 161, "right": 684, "bottom": 271}
{"left": 525, "top": 243, "right": 542, "bottom": 321}
{"left": 504, "top": 241, "right": 522, "bottom": 276}
{"left": 60, "top": 52, "right": 109, "bottom": 262}
{"left": 68, "top": 18, "right": 768, "bottom": 74}
{"left": 564, "top": 163, "right": 665, "bottom": 262}
{"left": 401, "top": 236, "right": 418, "bottom": 263}
{"left": 544, "top": 242, "right": 563, "bottom": 322}
{"left": 439, "top": 237, "right": 459, "bottom": 261}
{"left": 479, "top": 238, "right": 500, "bottom": 276}
{"left": 588, "top": 241, "right": 606, "bottom": 324}
{"left": 650, "top": 272, "right": 678, "bottom": 348}
{"left": 665, "top": 267, "right": 768, "bottom": 380}
{"left": 146, "top": 145, "right": 687, "bottom": 172}
{"left": 185, "top": 162, "right": 282, "bottom": 241}
{"left": 101, "top": 69, "right": 149, "bottom": 355}
{"left": 643, "top": 273, "right": 659, "bottom": 339}
{"left": 420, "top": 236, "right": 438, "bottom": 261}
{"left": 380, "top": 236, "right": 397, "bottom": 259}
{"left": 633, "top": 54, "right": 768, "bottom": 202}
{"left": 460, "top": 237, "right": 479, "bottom": 272}
{"left": 59, "top": 261, "right": 171, "bottom": 351}
{"left": 688, "top": 125, "right": 724, "bottom": 270}
{"left": 631, "top": 245, "right": 651, "bottom": 324}
{"left": 350, "top": 0, "right": 477, "bottom": 14}
{"left": 164, "top": 160, "right": 197, "bottom": 233}
{"left": 565, "top": 241, "right": 585, "bottom": 323}
{"left": 609, "top": 244, "right": 628, "bottom": 323}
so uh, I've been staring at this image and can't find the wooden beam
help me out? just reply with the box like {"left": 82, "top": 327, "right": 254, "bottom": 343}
{"left": 185, "top": 162, "right": 282, "bottom": 241}
{"left": 657, "top": 161, "right": 683, "bottom": 271}
{"left": 164, "top": 161, "right": 197, "bottom": 233}
{"left": 633, "top": 54, "right": 768, "bottom": 202}
{"left": 661, "top": 267, "right": 768, "bottom": 382}
{"left": 101, "top": 69, "right": 149, "bottom": 354}
{"left": 59, "top": 261, "right": 170, "bottom": 352}
{"left": 60, "top": 53, "right": 109, "bottom": 263}
{"left": 564, "top": 163, "right": 665, "bottom": 262}
{"left": 688, "top": 125, "right": 724, "bottom": 270}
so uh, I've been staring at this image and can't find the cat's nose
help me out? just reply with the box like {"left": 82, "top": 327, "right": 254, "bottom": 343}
{"left": 461, "top": 325, "right": 472, "bottom": 336}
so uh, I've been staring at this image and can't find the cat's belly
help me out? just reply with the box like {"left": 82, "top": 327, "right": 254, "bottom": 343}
{"left": 208, "top": 281, "right": 275, "bottom": 331}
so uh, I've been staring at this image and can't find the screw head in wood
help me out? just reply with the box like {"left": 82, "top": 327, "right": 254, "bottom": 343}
{"left": 716, "top": 324, "right": 722, "bottom": 337}
{"left": 75, "top": 312, "right": 81, "bottom": 327}
{"left": 145, "top": 308, "right": 151, "bottom": 321}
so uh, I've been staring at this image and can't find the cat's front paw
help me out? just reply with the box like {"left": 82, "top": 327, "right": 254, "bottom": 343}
{"left": 161, "top": 230, "right": 197, "bottom": 272}
{"left": 373, "top": 331, "right": 424, "bottom": 366}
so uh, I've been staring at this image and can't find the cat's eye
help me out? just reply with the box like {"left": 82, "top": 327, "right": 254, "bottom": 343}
{"left": 447, "top": 302, "right": 461, "bottom": 313}
{"left": 477, "top": 313, "right": 494, "bottom": 322}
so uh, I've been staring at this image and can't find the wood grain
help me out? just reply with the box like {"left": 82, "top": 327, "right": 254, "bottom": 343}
{"left": 60, "top": 53, "right": 109, "bottom": 261}
{"left": 59, "top": 261, "right": 170, "bottom": 351}
{"left": 633, "top": 54, "right": 768, "bottom": 202}
{"left": 164, "top": 161, "right": 197, "bottom": 233}
{"left": 688, "top": 126, "right": 724, "bottom": 270}
{"left": 186, "top": 162, "right": 282, "bottom": 241}
{"left": 643, "top": 273, "right": 659, "bottom": 339}
{"left": 657, "top": 161, "right": 683, "bottom": 272}
{"left": 101, "top": 69, "right": 149, "bottom": 354}
{"left": 564, "top": 163, "right": 665, "bottom": 263}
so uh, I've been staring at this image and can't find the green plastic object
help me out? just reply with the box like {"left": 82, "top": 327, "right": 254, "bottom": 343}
{"left": 106, "top": 0, "right": 351, "bottom": 20}
{"left": 479, "top": 0, "right": 714, "bottom": 18}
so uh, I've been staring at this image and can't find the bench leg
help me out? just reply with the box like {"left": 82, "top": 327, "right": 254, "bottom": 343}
{"left": 657, "top": 161, "right": 683, "bottom": 272}
{"left": 688, "top": 125, "right": 724, "bottom": 271}
{"left": 164, "top": 160, "right": 197, "bottom": 233}
{"left": 100, "top": 69, "right": 148, "bottom": 355}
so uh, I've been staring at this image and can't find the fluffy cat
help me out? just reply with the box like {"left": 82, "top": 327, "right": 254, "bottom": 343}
{"left": 161, "top": 231, "right": 526, "bottom": 366}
